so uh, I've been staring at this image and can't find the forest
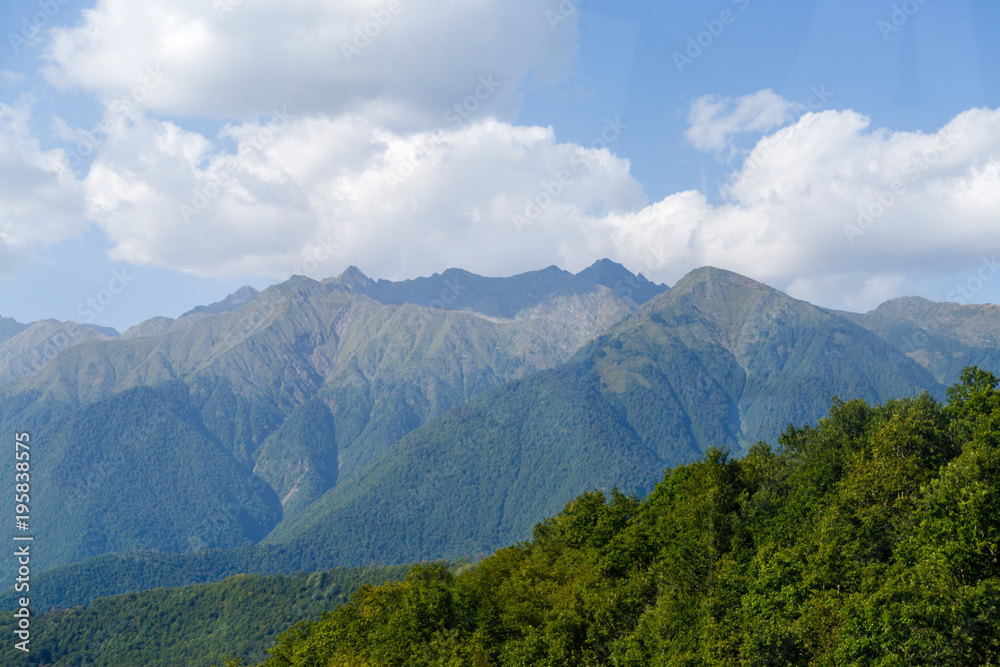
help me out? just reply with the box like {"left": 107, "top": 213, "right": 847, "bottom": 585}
{"left": 223, "top": 367, "right": 1000, "bottom": 666}
{"left": 0, "top": 564, "right": 411, "bottom": 666}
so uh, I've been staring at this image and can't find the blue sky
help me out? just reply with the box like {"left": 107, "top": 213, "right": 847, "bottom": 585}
{"left": 0, "top": 0, "right": 998, "bottom": 331}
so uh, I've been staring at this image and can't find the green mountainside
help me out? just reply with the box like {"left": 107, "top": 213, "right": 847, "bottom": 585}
{"left": 0, "top": 262, "right": 994, "bottom": 615}
{"left": 222, "top": 368, "right": 1000, "bottom": 666}
{"left": 21, "top": 381, "right": 283, "bottom": 571}
{"left": 18, "top": 368, "right": 996, "bottom": 666}
{"left": 635, "top": 268, "right": 941, "bottom": 447}
{"left": 844, "top": 296, "right": 1000, "bottom": 385}
{"left": 0, "top": 563, "right": 412, "bottom": 667}
{"left": 262, "top": 267, "right": 942, "bottom": 571}
{"left": 0, "top": 320, "right": 116, "bottom": 386}
{"left": 0, "top": 263, "right": 642, "bottom": 581}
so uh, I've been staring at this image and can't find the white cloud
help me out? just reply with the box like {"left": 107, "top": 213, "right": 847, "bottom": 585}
{"left": 14, "top": 6, "right": 1000, "bottom": 323}
{"left": 77, "top": 97, "right": 1000, "bottom": 313}
{"left": 612, "top": 104, "right": 1000, "bottom": 309}
{"left": 82, "top": 111, "right": 646, "bottom": 280}
{"left": 43, "top": 0, "right": 577, "bottom": 125}
{"left": 0, "top": 100, "right": 87, "bottom": 278}
{"left": 685, "top": 89, "right": 798, "bottom": 154}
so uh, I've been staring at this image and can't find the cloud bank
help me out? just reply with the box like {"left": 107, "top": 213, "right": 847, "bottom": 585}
{"left": 1, "top": 0, "right": 999, "bottom": 313}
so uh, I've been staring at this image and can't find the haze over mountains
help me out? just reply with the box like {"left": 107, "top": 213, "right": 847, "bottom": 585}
{"left": 3, "top": 259, "right": 1000, "bottom": 608}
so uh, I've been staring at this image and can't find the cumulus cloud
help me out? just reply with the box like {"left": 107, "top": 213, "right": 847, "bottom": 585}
{"left": 82, "top": 110, "right": 646, "bottom": 280}
{"left": 78, "top": 97, "right": 1000, "bottom": 312}
{"left": 8, "top": 0, "right": 1000, "bottom": 318}
{"left": 43, "top": 0, "right": 577, "bottom": 125}
{"left": 0, "top": 100, "right": 87, "bottom": 277}
{"left": 685, "top": 89, "right": 798, "bottom": 155}
{"left": 4, "top": 0, "right": 585, "bottom": 282}
{"left": 612, "top": 104, "right": 1000, "bottom": 309}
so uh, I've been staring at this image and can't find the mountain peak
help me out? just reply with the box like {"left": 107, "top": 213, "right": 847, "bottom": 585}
{"left": 868, "top": 295, "right": 936, "bottom": 313}
{"left": 324, "top": 265, "right": 374, "bottom": 291}
{"left": 582, "top": 258, "right": 627, "bottom": 273}
{"left": 576, "top": 258, "right": 668, "bottom": 304}
{"left": 672, "top": 266, "right": 774, "bottom": 294}
{"left": 0, "top": 315, "right": 28, "bottom": 345}
{"left": 340, "top": 265, "right": 370, "bottom": 282}
{"left": 651, "top": 266, "right": 814, "bottom": 334}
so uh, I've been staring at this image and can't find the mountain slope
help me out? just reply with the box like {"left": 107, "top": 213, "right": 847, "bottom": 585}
{"left": 843, "top": 296, "right": 1000, "bottom": 385}
{"left": 0, "top": 315, "right": 27, "bottom": 344}
{"left": 0, "top": 264, "right": 641, "bottom": 576}
{"left": 631, "top": 267, "right": 940, "bottom": 447}
{"left": 119, "top": 286, "right": 263, "bottom": 340}
{"left": 0, "top": 320, "right": 117, "bottom": 386}
{"left": 263, "top": 267, "right": 942, "bottom": 567}
{"left": 263, "top": 363, "right": 666, "bottom": 566}
{"left": 0, "top": 564, "right": 412, "bottom": 667}
{"left": 181, "top": 285, "right": 260, "bottom": 318}
{"left": 15, "top": 381, "right": 282, "bottom": 575}
{"left": 236, "top": 369, "right": 1000, "bottom": 667}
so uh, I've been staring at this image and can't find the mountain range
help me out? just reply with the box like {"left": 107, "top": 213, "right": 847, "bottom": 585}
{"left": 3, "top": 259, "right": 1000, "bottom": 607}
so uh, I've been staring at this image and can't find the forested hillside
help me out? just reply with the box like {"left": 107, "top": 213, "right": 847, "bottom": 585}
{"left": 2, "top": 262, "right": 995, "bottom": 613}
{"left": 0, "top": 262, "right": 644, "bottom": 580}
{"left": 262, "top": 267, "right": 942, "bottom": 570}
{"left": 0, "top": 564, "right": 412, "bottom": 667}
{"left": 231, "top": 368, "right": 1000, "bottom": 666}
